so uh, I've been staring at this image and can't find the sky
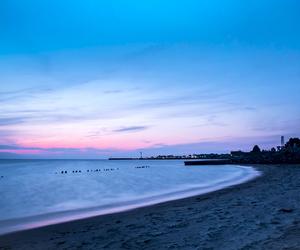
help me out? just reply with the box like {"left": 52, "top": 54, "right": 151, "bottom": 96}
{"left": 0, "top": 0, "right": 300, "bottom": 158}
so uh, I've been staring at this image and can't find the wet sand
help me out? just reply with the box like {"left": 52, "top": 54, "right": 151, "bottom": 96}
{"left": 1, "top": 165, "right": 300, "bottom": 250}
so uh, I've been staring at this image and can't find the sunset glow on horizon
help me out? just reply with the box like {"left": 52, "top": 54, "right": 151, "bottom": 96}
{"left": 1, "top": 1, "right": 300, "bottom": 158}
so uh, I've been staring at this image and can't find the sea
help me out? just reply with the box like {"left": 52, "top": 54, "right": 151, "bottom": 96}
{"left": 0, "top": 159, "right": 260, "bottom": 235}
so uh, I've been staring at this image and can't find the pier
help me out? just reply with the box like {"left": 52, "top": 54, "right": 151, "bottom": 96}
{"left": 184, "top": 159, "right": 232, "bottom": 166}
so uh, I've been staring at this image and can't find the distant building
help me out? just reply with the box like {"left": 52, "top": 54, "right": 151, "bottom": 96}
{"left": 277, "top": 136, "right": 285, "bottom": 151}
{"left": 281, "top": 136, "right": 285, "bottom": 147}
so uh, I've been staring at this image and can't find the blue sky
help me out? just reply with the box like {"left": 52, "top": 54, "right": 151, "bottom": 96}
{"left": 0, "top": 0, "right": 300, "bottom": 158}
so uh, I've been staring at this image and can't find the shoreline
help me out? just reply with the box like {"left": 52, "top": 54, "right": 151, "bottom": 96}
{"left": 1, "top": 165, "right": 300, "bottom": 249}
{"left": 0, "top": 165, "right": 259, "bottom": 236}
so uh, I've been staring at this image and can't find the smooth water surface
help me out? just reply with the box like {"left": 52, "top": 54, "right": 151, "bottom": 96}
{"left": 0, "top": 160, "right": 259, "bottom": 235}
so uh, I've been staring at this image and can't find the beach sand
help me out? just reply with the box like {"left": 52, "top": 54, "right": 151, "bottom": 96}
{"left": 1, "top": 165, "right": 300, "bottom": 250}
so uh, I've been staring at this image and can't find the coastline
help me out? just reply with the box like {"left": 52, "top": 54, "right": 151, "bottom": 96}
{"left": 1, "top": 165, "right": 300, "bottom": 249}
{"left": 0, "top": 165, "right": 258, "bottom": 236}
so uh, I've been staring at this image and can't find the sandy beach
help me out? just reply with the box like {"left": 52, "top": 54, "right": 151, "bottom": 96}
{"left": 1, "top": 164, "right": 300, "bottom": 250}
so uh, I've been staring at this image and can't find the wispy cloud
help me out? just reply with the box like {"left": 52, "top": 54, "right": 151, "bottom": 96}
{"left": 252, "top": 118, "right": 300, "bottom": 133}
{"left": 0, "top": 87, "right": 54, "bottom": 103}
{"left": 0, "top": 145, "right": 42, "bottom": 150}
{"left": 102, "top": 89, "right": 124, "bottom": 94}
{"left": 113, "top": 126, "right": 149, "bottom": 133}
{"left": 0, "top": 117, "right": 27, "bottom": 126}
{"left": 0, "top": 144, "right": 120, "bottom": 158}
{"left": 0, "top": 41, "right": 299, "bottom": 158}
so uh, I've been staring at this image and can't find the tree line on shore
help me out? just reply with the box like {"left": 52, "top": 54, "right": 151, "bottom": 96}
{"left": 230, "top": 138, "right": 300, "bottom": 164}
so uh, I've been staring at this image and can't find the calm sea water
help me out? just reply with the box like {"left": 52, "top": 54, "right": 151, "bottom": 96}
{"left": 0, "top": 159, "right": 259, "bottom": 235}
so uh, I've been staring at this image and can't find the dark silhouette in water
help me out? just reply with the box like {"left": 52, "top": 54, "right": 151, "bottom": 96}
{"left": 55, "top": 168, "right": 121, "bottom": 175}
{"left": 135, "top": 166, "right": 150, "bottom": 169}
